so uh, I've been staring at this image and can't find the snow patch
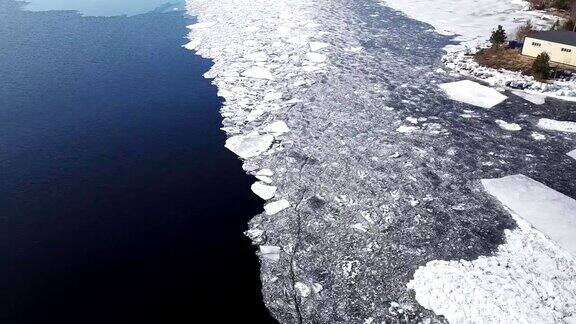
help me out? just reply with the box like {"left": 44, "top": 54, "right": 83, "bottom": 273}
{"left": 439, "top": 80, "right": 507, "bottom": 109}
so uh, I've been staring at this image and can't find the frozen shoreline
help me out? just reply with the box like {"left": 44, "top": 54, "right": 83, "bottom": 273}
{"left": 381, "top": 0, "right": 576, "bottom": 102}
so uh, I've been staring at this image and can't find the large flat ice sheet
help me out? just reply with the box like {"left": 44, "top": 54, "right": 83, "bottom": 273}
{"left": 440, "top": 80, "right": 508, "bottom": 108}
{"left": 569, "top": 149, "right": 576, "bottom": 160}
{"left": 482, "top": 174, "right": 576, "bottom": 255}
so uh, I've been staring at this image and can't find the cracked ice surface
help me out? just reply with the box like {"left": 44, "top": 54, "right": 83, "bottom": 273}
{"left": 186, "top": 0, "right": 576, "bottom": 322}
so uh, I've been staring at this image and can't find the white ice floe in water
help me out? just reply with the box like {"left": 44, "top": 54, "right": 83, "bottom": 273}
{"left": 256, "top": 169, "right": 274, "bottom": 177}
{"left": 260, "top": 245, "right": 281, "bottom": 261}
{"left": 569, "top": 149, "right": 576, "bottom": 160}
{"left": 396, "top": 125, "right": 419, "bottom": 133}
{"left": 439, "top": 80, "right": 507, "bottom": 109}
{"left": 511, "top": 90, "right": 546, "bottom": 105}
{"left": 225, "top": 133, "right": 274, "bottom": 159}
{"left": 306, "top": 52, "right": 327, "bottom": 63}
{"left": 242, "top": 67, "right": 274, "bottom": 80}
{"left": 495, "top": 119, "right": 522, "bottom": 131}
{"left": 537, "top": 118, "right": 576, "bottom": 133}
{"left": 264, "top": 199, "right": 290, "bottom": 215}
{"left": 531, "top": 132, "right": 546, "bottom": 140}
{"left": 251, "top": 181, "right": 277, "bottom": 200}
{"left": 294, "top": 282, "right": 311, "bottom": 298}
{"left": 483, "top": 175, "right": 576, "bottom": 255}
{"left": 263, "top": 120, "right": 290, "bottom": 136}
{"left": 409, "top": 175, "right": 576, "bottom": 323}
{"left": 309, "top": 41, "right": 330, "bottom": 51}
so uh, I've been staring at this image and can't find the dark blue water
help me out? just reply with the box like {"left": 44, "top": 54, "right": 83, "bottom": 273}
{"left": 0, "top": 1, "right": 274, "bottom": 322}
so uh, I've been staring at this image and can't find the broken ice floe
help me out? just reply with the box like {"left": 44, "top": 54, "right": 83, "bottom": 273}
{"left": 531, "top": 132, "right": 546, "bottom": 141}
{"left": 482, "top": 175, "right": 576, "bottom": 256}
{"left": 264, "top": 199, "right": 290, "bottom": 215}
{"left": 511, "top": 90, "right": 546, "bottom": 105}
{"left": 309, "top": 41, "right": 330, "bottom": 51}
{"left": 263, "top": 120, "right": 290, "bottom": 136}
{"left": 495, "top": 119, "right": 521, "bottom": 131}
{"left": 569, "top": 149, "right": 576, "bottom": 160}
{"left": 225, "top": 133, "right": 274, "bottom": 159}
{"left": 537, "top": 118, "right": 576, "bottom": 133}
{"left": 242, "top": 67, "right": 274, "bottom": 80}
{"left": 408, "top": 174, "right": 576, "bottom": 323}
{"left": 294, "top": 282, "right": 311, "bottom": 297}
{"left": 396, "top": 125, "right": 419, "bottom": 133}
{"left": 439, "top": 80, "right": 507, "bottom": 109}
{"left": 260, "top": 245, "right": 281, "bottom": 261}
{"left": 251, "top": 181, "right": 277, "bottom": 200}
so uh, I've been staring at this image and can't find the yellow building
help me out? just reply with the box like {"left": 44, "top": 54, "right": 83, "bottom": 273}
{"left": 522, "top": 31, "right": 576, "bottom": 67}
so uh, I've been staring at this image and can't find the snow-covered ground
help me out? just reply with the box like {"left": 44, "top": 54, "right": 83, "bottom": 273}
{"left": 381, "top": 0, "right": 576, "bottom": 102}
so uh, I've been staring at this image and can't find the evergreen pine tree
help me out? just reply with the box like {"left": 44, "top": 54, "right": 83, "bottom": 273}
{"left": 532, "top": 52, "right": 550, "bottom": 80}
{"left": 490, "top": 25, "right": 507, "bottom": 47}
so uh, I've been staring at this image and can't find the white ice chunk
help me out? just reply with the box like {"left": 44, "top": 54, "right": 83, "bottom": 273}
{"left": 264, "top": 199, "right": 291, "bottom": 215}
{"left": 310, "top": 42, "right": 330, "bottom": 51}
{"left": 531, "top": 132, "right": 546, "bottom": 140}
{"left": 294, "top": 282, "right": 311, "bottom": 297}
{"left": 244, "top": 52, "right": 268, "bottom": 62}
{"left": 242, "top": 67, "right": 274, "bottom": 80}
{"left": 256, "top": 175, "right": 273, "bottom": 184}
{"left": 263, "top": 91, "right": 283, "bottom": 101}
{"left": 439, "top": 80, "right": 508, "bottom": 109}
{"left": 482, "top": 175, "right": 576, "bottom": 255}
{"left": 537, "top": 118, "right": 576, "bottom": 133}
{"left": 260, "top": 245, "right": 281, "bottom": 261}
{"left": 396, "top": 125, "right": 419, "bottom": 133}
{"left": 256, "top": 169, "right": 274, "bottom": 177}
{"left": 306, "top": 52, "right": 327, "bottom": 63}
{"left": 568, "top": 149, "right": 576, "bottom": 160}
{"left": 225, "top": 133, "right": 274, "bottom": 159}
{"left": 511, "top": 90, "right": 546, "bottom": 105}
{"left": 251, "top": 181, "right": 277, "bottom": 200}
{"left": 263, "top": 120, "right": 290, "bottom": 136}
{"left": 495, "top": 119, "right": 522, "bottom": 131}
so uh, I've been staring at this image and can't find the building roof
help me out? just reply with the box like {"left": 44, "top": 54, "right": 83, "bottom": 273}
{"left": 531, "top": 30, "right": 576, "bottom": 46}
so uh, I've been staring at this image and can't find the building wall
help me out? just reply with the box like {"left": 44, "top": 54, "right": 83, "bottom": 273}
{"left": 522, "top": 36, "right": 576, "bottom": 67}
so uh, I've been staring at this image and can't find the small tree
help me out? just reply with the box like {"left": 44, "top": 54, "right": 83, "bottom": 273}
{"left": 490, "top": 25, "right": 507, "bottom": 47}
{"left": 532, "top": 52, "right": 551, "bottom": 80}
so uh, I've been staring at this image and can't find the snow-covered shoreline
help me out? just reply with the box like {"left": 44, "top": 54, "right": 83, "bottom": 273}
{"left": 381, "top": 0, "right": 576, "bottom": 102}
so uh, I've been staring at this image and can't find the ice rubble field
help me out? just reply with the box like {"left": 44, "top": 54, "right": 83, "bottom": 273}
{"left": 185, "top": 0, "right": 576, "bottom": 322}
{"left": 382, "top": 0, "right": 576, "bottom": 101}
